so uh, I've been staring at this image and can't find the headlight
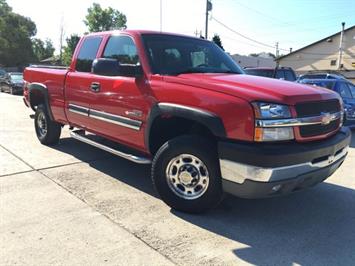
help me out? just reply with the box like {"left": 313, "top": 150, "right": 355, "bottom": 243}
{"left": 252, "top": 102, "right": 291, "bottom": 119}
{"left": 253, "top": 102, "right": 294, "bottom": 142}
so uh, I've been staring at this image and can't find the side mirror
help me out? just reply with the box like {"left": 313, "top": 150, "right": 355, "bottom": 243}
{"left": 92, "top": 58, "right": 143, "bottom": 78}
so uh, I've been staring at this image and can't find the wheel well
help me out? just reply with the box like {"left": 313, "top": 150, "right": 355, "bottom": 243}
{"left": 29, "top": 89, "right": 45, "bottom": 110}
{"left": 148, "top": 116, "right": 216, "bottom": 154}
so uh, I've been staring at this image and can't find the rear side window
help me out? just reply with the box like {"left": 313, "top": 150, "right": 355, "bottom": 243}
{"left": 275, "top": 70, "right": 285, "bottom": 79}
{"left": 76, "top": 37, "right": 102, "bottom": 72}
{"left": 103, "top": 35, "right": 139, "bottom": 64}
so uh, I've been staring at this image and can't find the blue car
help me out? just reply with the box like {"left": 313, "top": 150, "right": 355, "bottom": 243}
{"left": 299, "top": 79, "right": 355, "bottom": 126}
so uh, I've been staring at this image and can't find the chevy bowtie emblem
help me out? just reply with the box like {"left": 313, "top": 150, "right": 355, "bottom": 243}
{"left": 321, "top": 112, "right": 332, "bottom": 125}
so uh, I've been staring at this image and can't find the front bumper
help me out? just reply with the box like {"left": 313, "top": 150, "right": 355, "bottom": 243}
{"left": 219, "top": 127, "right": 351, "bottom": 198}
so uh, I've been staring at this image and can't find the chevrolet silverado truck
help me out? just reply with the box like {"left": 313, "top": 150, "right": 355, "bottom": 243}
{"left": 23, "top": 30, "right": 351, "bottom": 213}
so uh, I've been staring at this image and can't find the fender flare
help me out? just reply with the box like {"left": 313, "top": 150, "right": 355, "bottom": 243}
{"left": 145, "top": 103, "right": 226, "bottom": 151}
{"left": 28, "top": 83, "right": 54, "bottom": 121}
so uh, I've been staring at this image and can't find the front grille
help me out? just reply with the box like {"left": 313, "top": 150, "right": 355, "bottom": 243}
{"left": 296, "top": 100, "right": 340, "bottom": 138}
{"left": 299, "top": 120, "right": 339, "bottom": 137}
{"left": 295, "top": 99, "right": 339, "bottom": 117}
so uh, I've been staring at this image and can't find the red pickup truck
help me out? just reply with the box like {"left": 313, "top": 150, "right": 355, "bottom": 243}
{"left": 23, "top": 30, "right": 351, "bottom": 213}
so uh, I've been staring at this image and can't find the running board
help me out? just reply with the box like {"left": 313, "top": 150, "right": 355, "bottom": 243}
{"left": 70, "top": 131, "right": 151, "bottom": 164}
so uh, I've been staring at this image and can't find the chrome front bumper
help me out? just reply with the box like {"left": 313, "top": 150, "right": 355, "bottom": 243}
{"left": 220, "top": 146, "right": 348, "bottom": 184}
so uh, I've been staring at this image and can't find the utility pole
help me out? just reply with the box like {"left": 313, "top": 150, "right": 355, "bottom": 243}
{"left": 59, "top": 16, "right": 65, "bottom": 65}
{"left": 275, "top": 42, "right": 279, "bottom": 58}
{"left": 337, "top": 22, "right": 345, "bottom": 70}
{"left": 205, "top": 0, "right": 212, "bottom": 39}
{"left": 160, "top": 0, "right": 163, "bottom": 32}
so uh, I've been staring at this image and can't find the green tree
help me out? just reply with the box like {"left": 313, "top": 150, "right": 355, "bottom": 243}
{"left": 32, "top": 38, "right": 55, "bottom": 62}
{"left": 84, "top": 3, "right": 127, "bottom": 33}
{"left": 212, "top": 34, "right": 224, "bottom": 50}
{"left": 0, "top": 0, "right": 37, "bottom": 66}
{"left": 62, "top": 34, "right": 81, "bottom": 66}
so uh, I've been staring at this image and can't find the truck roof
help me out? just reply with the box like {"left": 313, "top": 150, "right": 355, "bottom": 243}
{"left": 84, "top": 29, "right": 207, "bottom": 41}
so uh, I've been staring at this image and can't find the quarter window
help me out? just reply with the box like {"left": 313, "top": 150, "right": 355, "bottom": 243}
{"left": 103, "top": 35, "right": 139, "bottom": 64}
{"left": 75, "top": 37, "right": 102, "bottom": 72}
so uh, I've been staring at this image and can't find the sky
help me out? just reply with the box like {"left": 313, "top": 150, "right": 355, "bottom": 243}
{"left": 6, "top": 0, "right": 355, "bottom": 56}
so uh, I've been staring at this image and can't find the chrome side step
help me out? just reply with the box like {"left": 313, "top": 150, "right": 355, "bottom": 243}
{"left": 70, "top": 130, "right": 151, "bottom": 164}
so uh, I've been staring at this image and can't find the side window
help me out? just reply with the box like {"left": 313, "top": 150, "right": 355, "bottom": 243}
{"left": 337, "top": 82, "right": 352, "bottom": 98}
{"left": 103, "top": 35, "right": 139, "bottom": 64}
{"left": 275, "top": 70, "right": 285, "bottom": 79}
{"left": 348, "top": 83, "right": 355, "bottom": 98}
{"left": 76, "top": 37, "right": 102, "bottom": 73}
{"left": 284, "top": 70, "right": 296, "bottom": 81}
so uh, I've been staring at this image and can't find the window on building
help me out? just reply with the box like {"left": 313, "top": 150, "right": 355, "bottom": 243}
{"left": 330, "top": 59, "right": 337, "bottom": 66}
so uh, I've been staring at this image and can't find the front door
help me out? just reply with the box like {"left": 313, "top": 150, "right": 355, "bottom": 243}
{"left": 88, "top": 34, "right": 150, "bottom": 151}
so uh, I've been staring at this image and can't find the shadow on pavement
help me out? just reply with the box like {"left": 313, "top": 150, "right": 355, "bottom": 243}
{"left": 51, "top": 135, "right": 355, "bottom": 265}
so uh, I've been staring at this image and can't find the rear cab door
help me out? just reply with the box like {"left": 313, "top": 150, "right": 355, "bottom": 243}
{"left": 65, "top": 35, "right": 103, "bottom": 129}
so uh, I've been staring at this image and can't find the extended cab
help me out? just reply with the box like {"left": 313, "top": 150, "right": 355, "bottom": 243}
{"left": 23, "top": 30, "right": 351, "bottom": 213}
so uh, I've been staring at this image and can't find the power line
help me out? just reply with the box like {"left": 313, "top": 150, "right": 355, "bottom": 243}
{"left": 212, "top": 16, "right": 349, "bottom": 56}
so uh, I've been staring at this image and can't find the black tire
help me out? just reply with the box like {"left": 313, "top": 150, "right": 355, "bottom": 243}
{"left": 34, "top": 104, "right": 61, "bottom": 145}
{"left": 152, "top": 135, "right": 223, "bottom": 213}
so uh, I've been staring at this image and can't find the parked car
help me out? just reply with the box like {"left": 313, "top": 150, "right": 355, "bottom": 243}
{"left": 0, "top": 68, "right": 6, "bottom": 83}
{"left": 0, "top": 72, "right": 24, "bottom": 95}
{"left": 297, "top": 73, "right": 345, "bottom": 82}
{"left": 23, "top": 30, "right": 350, "bottom": 213}
{"left": 298, "top": 78, "right": 355, "bottom": 126}
{"left": 244, "top": 67, "right": 297, "bottom": 81}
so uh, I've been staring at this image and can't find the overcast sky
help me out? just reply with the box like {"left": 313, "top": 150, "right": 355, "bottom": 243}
{"left": 6, "top": 0, "right": 355, "bottom": 56}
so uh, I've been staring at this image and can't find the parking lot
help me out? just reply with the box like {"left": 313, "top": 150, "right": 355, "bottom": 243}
{"left": 1, "top": 92, "right": 355, "bottom": 265}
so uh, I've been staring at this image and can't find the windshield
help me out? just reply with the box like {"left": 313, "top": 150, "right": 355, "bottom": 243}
{"left": 244, "top": 69, "right": 274, "bottom": 78}
{"left": 142, "top": 34, "right": 243, "bottom": 75}
{"left": 10, "top": 74, "right": 23, "bottom": 81}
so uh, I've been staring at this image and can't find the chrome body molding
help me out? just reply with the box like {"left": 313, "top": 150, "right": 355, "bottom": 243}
{"left": 256, "top": 111, "right": 342, "bottom": 128}
{"left": 68, "top": 104, "right": 89, "bottom": 116}
{"left": 90, "top": 109, "right": 142, "bottom": 130}
{"left": 68, "top": 104, "right": 142, "bottom": 131}
{"left": 220, "top": 146, "right": 348, "bottom": 184}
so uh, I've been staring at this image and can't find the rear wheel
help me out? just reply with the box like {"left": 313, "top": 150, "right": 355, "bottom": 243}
{"left": 34, "top": 104, "right": 61, "bottom": 145}
{"left": 152, "top": 135, "right": 223, "bottom": 213}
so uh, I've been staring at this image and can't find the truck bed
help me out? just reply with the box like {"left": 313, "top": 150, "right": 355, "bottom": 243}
{"left": 24, "top": 66, "right": 69, "bottom": 123}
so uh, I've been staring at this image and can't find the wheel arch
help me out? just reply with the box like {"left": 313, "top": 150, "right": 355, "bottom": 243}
{"left": 145, "top": 103, "right": 226, "bottom": 154}
{"left": 28, "top": 83, "right": 54, "bottom": 120}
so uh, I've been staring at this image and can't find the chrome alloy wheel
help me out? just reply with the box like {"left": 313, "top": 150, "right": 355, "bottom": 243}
{"left": 37, "top": 112, "right": 47, "bottom": 137}
{"left": 166, "top": 154, "right": 210, "bottom": 200}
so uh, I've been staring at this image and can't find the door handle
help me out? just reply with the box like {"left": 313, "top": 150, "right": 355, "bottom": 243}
{"left": 90, "top": 82, "right": 100, "bottom": 92}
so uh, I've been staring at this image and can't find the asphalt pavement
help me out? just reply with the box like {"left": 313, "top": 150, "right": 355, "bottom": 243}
{"left": 1, "top": 92, "right": 354, "bottom": 266}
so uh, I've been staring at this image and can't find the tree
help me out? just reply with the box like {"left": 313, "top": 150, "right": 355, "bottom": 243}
{"left": 32, "top": 38, "right": 55, "bottom": 62}
{"left": 212, "top": 34, "right": 224, "bottom": 50}
{"left": 0, "top": 0, "right": 37, "bottom": 66}
{"left": 83, "top": 3, "right": 127, "bottom": 33}
{"left": 62, "top": 34, "right": 81, "bottom": 66}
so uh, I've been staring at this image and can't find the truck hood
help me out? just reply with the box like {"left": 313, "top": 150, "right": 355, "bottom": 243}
{"left": 164, "top": 73, "right": 339, "bottom": 105}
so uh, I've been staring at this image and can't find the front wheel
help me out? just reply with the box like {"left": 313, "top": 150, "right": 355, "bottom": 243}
{"left": 34, "top": 104, "right": 61, "bottom": 145}
{"left": 152, "top": 135, "right": 223, "bottom": 213}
